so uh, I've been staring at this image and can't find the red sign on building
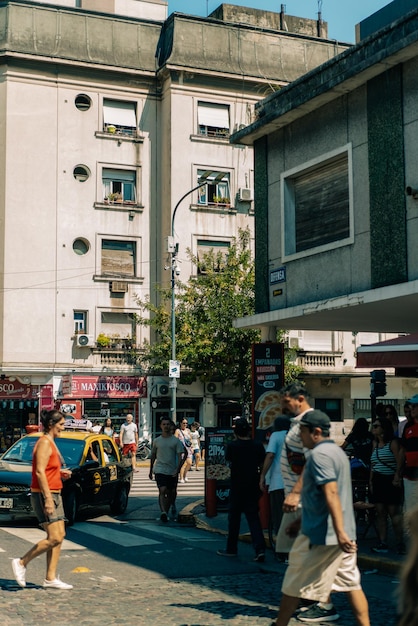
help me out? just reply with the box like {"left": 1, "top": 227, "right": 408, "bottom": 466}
{"left": 60, "top": 375, "right": 147, "bottom": 399}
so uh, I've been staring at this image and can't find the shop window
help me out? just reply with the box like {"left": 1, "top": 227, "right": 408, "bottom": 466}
{"left": 196, "top": 239, "right": 230, "bottom": 274}
{"left": 198, "top": 102, "right": 229, "bottom": 138}
{"left": 103, "top": 168, "right": 136, "bottom": 204}
{"left": 197, "top": 170, "right": 230, "bottom": 206}
{"left": 282, "top": 145, "right": 353, "bottom": 260}
{"left": 74, "top": 311, "right": 87, "bottom": 333}
{"left": 103, "top": 99, "right": 137, "bottom": 136}
{"left": 101, "top": 240, "right": 136, "bottom": 277}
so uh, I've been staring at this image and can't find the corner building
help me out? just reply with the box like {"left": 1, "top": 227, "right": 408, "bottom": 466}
{"left": 0, "top": 0, "right": 347, "bottom": 439}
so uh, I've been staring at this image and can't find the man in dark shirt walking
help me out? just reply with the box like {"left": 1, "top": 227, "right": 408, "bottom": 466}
{"left": 217, "top": 418, "right": 266, "bottom": 561}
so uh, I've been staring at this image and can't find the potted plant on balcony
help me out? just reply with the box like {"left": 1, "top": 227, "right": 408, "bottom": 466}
{"left": 96, "top": 333, "right": 110, "bottom": 349}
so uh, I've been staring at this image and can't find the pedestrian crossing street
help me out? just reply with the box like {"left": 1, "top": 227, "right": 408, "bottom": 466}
{"left": 131, "top": 465, "right": 205, "bottom": 498}
{"left": 0, "top": 515, "right": 216, "bottom": 552}
{"left": 0, "top": 467, "right": 206, "bottom": 557}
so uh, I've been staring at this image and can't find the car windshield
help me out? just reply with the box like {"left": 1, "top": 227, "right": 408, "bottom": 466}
{"left": 2, "top": 437, "right": 37, "bottom": 463}
{"left": 2, "top": 436, "right": 85, "bottom": 467}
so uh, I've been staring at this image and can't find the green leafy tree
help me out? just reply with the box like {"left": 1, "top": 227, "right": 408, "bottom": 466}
{"left": 135, "top": 228, "right": 301, "bottom": 408}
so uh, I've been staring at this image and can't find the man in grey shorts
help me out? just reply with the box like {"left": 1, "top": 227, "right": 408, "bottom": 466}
{"left": 149, "top": 418, "right": 185, "bottom": 522}
{"left": 271, "top": 410, "right": 370, "bottom": 626}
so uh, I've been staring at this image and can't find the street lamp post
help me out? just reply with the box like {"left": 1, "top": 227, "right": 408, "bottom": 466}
{"left": 168, "top": 178, "right": 209, "bottom": 423}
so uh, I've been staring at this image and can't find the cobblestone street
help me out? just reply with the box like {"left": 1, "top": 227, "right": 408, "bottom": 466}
{"left": 0, "top": 561, "right": 399, "bottom": 626}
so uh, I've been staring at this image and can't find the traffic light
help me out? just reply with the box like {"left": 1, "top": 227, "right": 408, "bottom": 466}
{"left": 370, "top": 369, "right": 387, "bottom": 397}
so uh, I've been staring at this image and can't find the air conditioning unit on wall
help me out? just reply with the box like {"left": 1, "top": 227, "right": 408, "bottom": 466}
{"left": 157, "top": 383, "right": 169, "bottom": 396}
{"left": 239, "top": 187, "right": 253, "bottom": 202}
{"left": 110, "top": 281, "right": 128, "bottom": 293}
{"left": 205, "top": 382, "right": 223, "bottom": 395}
{"left": 77, "top": 334, "right": 95, "bottom": 348}
{"left": 288, "top": 337, "right": 300, "bottom": 349}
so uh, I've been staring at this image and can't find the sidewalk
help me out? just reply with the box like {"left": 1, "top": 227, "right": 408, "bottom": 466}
{"left": 137, "top": 458, "right": 404, "bottom": 576}
{"left": 180, "top": 499, "right": 404, "bottom": 577}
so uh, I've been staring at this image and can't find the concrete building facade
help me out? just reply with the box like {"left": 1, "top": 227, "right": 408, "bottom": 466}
{"left": 233, "top": 0, "right": 418, "bottom": 431}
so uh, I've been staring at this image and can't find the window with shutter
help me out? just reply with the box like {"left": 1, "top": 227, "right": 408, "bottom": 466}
{"left": 196, "top": 239, "right": 230, "bottom": 274}
{"left": 103, "top": 168, "right": 136, "bottom": 204}
{"left": 198, "top": 102, "right": 230, "bottom": 138}
{"left": 101, "top": 240, "right": 136, "bottom": 277}
{"left": 282, "top": 145, "right": 353, "bottom": 260}
{"left": 103, "top": 100, "right": 137, "bottom": 136}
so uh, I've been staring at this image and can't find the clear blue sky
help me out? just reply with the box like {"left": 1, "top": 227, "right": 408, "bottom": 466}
{"left": 168, "top": 1, "right": 391, "bottom": 43}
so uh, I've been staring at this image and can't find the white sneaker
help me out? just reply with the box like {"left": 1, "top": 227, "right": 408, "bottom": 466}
{"left": 43, "top": 576, "right": 73, "bottom": 590}
{"left": 12, "top": 558, "right": 26, "bottom": 588}
{"left": 184, "top": 477, "right": 189, "bottom": 482}
{"left": 179, "top": 479, "right": 185, "bottom": 484}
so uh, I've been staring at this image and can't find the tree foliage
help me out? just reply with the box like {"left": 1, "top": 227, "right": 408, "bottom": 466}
{"left": 135, "top": 227, "right": 301, "bottom": 405}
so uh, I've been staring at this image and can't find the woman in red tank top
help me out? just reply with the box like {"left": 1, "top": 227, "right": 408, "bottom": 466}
{"left": 11, "top": 409, "right": 73, "bottom": 590}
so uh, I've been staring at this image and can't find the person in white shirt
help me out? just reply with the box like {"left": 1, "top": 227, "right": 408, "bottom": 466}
{"left": 119, "top": 414, "right": 138, "bottom": 471}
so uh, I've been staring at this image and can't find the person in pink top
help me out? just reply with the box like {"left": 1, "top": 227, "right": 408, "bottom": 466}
{"left": 11, "top": 409, "right": 73, "bottom": 590}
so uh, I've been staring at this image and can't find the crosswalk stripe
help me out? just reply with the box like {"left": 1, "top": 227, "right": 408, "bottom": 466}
{"left": 0, "top": 527, "right": 85, "bottom": 550}
{"left": 73, "top": 522, "right": 161, "bottom": 547}
{"left": 131, "top": 468, "right": 204, "bottom": 498}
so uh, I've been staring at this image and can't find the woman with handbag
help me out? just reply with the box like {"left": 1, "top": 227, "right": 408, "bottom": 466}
{"left": 175, "top": 419, "right": 193, "bottom": 483}
{"left": 369, "top": 416, "right": 405, "bottom": 554}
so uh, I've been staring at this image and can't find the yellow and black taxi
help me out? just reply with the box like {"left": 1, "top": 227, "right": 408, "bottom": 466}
{"left": 0, "top": 430, "right": 133, "bottom": 525}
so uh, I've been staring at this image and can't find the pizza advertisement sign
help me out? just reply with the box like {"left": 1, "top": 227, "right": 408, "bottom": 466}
{"left": 252, "top": 343, "right": 285, "bottom": 442}
{"left": 205, "top": 428, "right": 235, "bottom": 511}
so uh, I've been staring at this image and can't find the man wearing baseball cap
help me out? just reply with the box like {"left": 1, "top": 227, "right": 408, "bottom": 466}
{"left": 271, "top": 410, "right": 370, "bottom": 626}
{"left": 400, "top": 395, "right": 418, "bottom": 514}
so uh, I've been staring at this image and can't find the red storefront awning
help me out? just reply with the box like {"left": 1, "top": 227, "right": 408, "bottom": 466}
{"left": 356, "top": 334, "right": 418, "bottom": 369}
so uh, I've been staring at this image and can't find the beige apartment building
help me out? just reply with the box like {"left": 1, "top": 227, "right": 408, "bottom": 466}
{"left": 0, "top": 0, "right": 352, "bottom": 441}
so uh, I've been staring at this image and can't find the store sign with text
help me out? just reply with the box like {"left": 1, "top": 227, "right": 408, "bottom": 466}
{"left": 252, "top": 343, "right": 284, "bottom": 440}
{"left": 205, "top": 428, "right": 235, "bottom": 510}
{"left": 60, "top": 375, "right": 147, "bottom": 398}
{"left": 0, "top": 379, "right": 37, "bottom": 399}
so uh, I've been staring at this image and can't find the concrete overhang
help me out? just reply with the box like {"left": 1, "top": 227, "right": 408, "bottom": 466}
{"left": 233, "top": 281, "right": 418, "bottom": 334}
{"left": 231, "top": 8, "right": 418, "bottom": 145}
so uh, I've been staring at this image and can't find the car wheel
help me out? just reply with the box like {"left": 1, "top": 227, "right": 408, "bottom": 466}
{"left": 64, "top": 490, "right": 79, "bottom": 526}
{"left": 110, "top": 485, "right": 129, "bottom": 514}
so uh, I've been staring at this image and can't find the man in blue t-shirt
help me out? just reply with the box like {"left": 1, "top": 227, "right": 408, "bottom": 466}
{"left": 271, "top": 410, "right": 370, "bottom": 626}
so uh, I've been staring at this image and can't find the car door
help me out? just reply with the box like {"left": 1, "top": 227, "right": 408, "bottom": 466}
{"left": 101, "top": 438, "right": 121, "bottom": 503}
{"left": 81, "top": 438, "right": 111, "bottom": 507}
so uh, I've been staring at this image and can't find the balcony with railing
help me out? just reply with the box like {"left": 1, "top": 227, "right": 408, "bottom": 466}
{"left": 91, "top": 335, "right": 143, "bottom": 369}
{"left": 296, "top": 351, "right": 344, "bottom": 371}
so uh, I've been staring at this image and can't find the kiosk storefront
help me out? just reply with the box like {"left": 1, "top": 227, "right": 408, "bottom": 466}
{"left": 0, "top": 378, "right": 54, "bottom": 450}
{"left": 59, "top": 375, "right": 147, "bottom": 434}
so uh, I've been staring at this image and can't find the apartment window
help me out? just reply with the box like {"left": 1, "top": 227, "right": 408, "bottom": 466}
{"left": 303, "top": 332, "right": 333, "bottom": 352}
{"left": 75, "top": 94, "right": 92, "bottom": 111}
{"left": 73, "top": 165, "right": 90, "bottom": 182}
{"left": 101, "top": 240, "right": 136, "bottom": 277}
{"left": 197, "top": 170, "right": 230, "bottom": 206}
{"left": 103, "top": 169, "right": 136, "bottom": 204}
{"left": 282, "top": 145, "right": 353, "bottom": 260}
{"left": 198, "top": 102, "right": 229, "bottom": 138}
{"left": 103, "top": 99, "right": 136, "bottom": 136}
{"left": 73, "top": 238, "right": 90, "bottom": 255}
{"left": 315, "top": 399, "right": 342, "bottom": 422}
{"left": 197, "top": 239, "right": 230, "bottom": 274}
{"left": 74, "top": 311, "right": 87, "bottom": 333}
{"left": 100, "top": 312, "right": 135, "bottom": 338}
